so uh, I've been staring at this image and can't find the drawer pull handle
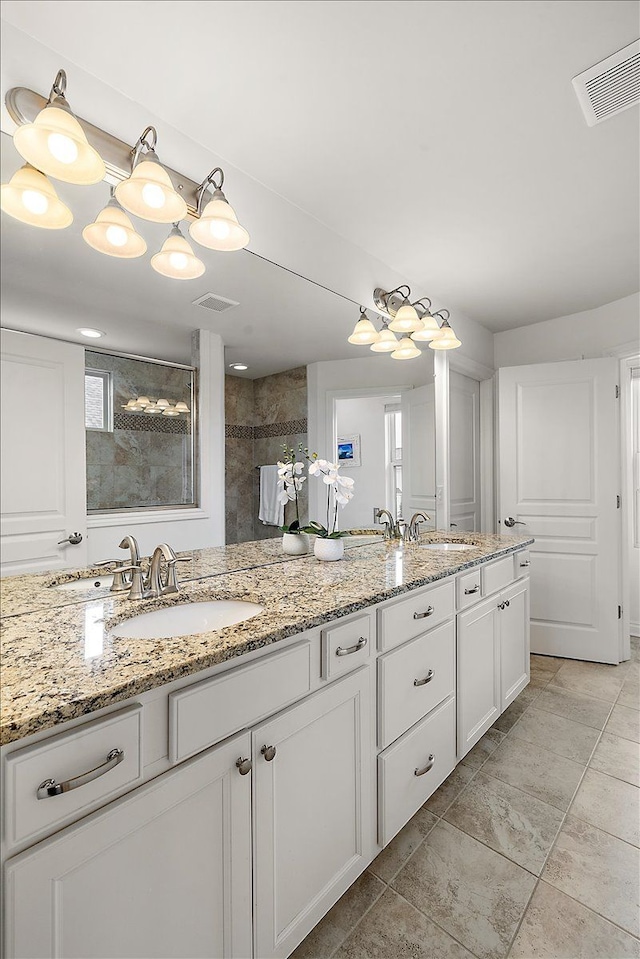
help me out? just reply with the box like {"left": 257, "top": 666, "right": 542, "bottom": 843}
{"left": 414, "top": 669, "right": 435, "bottom": 687}
{"left": 36, "top": 748, "right": 124, "bottom": 800}
{"left": 464, "top": 585, "right": 480, "bottom": 595}
{"left": 261, "top": 744, "right": 277, "bottom": 762}
{"left": 519, "top": 561, "right": 530, "bottom": 568}
{"left": 414, "top": 754, "right": 435, "bottom": 777}
{"left": 336, "top": 637, "right": 368, "bottom": 657}
{"left": 413, "top": 606, "right": 434, "bottom": 620}
{"left": 236, "top": 757, "right": 252, "bottom": 776}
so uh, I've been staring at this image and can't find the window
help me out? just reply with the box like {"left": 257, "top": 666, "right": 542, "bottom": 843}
{"left": 85, "top": 369, "right": 112, "bottom": 432}
{"left": 385, "top": 405, "right": 403, "bottom": 518}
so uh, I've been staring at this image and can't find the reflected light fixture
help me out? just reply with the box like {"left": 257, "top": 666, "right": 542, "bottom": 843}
{"left": 391, "top": 336, "right": 422, "bottom": 360}
{"left": 190, "top": 167, "right": 249, "bottom": 251}
{"left": 410, "top": 298, "right": 442, "bottom": 342}
{"left": 115, "top": 126, "right": 187, "bottom": 224}
{"left": 429, "top": 311, "right": 462, "bottom": 350}
{"left": 347, "top": 307, "right": 379, "bottom": 345}
{"left": 1, "top": 163, "right": 73, "bottom": 228}
{"left": 82, "top": 187, "right": 146, "bottom": 258}
{"left": 370, "top": 321, "right": 398, "bottom": 353}
{"left": 151, "top": 224, "right": 205, "bottom": 279}
{"left": 12, "top": 70, "right": 105, "bottom": 185}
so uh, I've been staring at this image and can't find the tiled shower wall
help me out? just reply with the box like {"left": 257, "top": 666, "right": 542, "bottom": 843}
{"left": 225, "top": 367, "right": 308, "bottom": 544}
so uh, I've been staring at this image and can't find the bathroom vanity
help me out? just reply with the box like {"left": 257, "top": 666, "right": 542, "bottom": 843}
{"left": 0, "top": 533, "right": 532, "bottom": 959}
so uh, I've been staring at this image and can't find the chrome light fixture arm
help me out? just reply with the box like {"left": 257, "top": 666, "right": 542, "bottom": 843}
{"left": 130, "top": 125, "right": 158, "bottom": 171}
{"left": 195, "top": 167, "right": 225, "bottom": 216}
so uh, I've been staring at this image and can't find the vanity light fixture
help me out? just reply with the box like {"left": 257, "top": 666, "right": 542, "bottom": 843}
{"left": 190, "top": 167, "right": 249, "bottom": 252}
{"left": 369, "top": 319, "right": 398, "bottom": 353}
{"left": 0, "top": 163, "right": 73, "bottom": 229}
{"left": 391, "top": 336, "right": 422, "bottom": 360}
{"left": 115, "top": 126, "right": 187, "bottom": 224}
{"left": 12, "top": 70, "right": 105, "bottom": 185}
{"left": 347, "top": 307, "right": 379, "bottom": 345}
{"left": 77, "top": 327, "right": 105, "bottom": 338}
{"left": 428, "top": 311, "right": 462, "bottom": 350}
{"left": 82, "top": 188, "right": 147, "bottom": 258}
{"left": 151, "top": 223, "right": 205, "bottom": 279}
{"left": 409, "top": 298, "right": 442, "bottom": 342}
{"left": 388, "top": 301, "right": 423, "bottom": 335}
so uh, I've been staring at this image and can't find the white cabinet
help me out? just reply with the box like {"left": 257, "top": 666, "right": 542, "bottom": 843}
{"left": 252, "top": 667, "right": 374, "bottom": 959}
{"left": 457, "top": 575, "right": 530, "bottom": 757}
{"left": 457, "top": 595, "right": 502, "bottom": 757}
{"left": 4, "top": 731, "right": 253, "bottom": 959}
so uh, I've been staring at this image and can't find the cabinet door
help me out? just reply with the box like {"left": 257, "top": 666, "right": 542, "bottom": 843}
{"left": 457, "top": 596, "right": 501, "bottom": 757}
{"left": 253, "top": 667, "right": 375, "bottom": 959}
{"left": 500, "top": 577, "right": 530, "bottom": 710}
{"left": 4, "top": 732, "right": 253, "bottom": 959}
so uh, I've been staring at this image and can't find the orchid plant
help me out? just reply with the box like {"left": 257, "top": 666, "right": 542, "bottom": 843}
{"left": 302, "top": 452, "right": 355, "bottom": 539}
{"left": 277, "top": 444, "right": 307, "bottom": 534}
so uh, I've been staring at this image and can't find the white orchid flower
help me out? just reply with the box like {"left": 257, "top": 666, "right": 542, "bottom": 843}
{"left": 277, "top": 488, "right": 290, "bottom": 505}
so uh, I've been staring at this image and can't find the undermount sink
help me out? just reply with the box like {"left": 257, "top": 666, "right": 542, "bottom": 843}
{"left": 54, "top": 575, "right": 113, "bottom": 592}
{"left": 110, "top": 600, "right": 264, "bottom": 640}
{"left": 419, "top": 542, "right": 476, "bottom": 552}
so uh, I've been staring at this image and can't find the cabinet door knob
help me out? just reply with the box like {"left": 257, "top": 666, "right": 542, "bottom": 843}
{"left": 261, "top": 744, "right": 277, "bottom": 762}
{"left": 505, "top": 600, "right": 510, "bottom": 607}
{"left": 414, "top": 754, "right": 435, "bottom": 777}
{"left": 414, "top": 669, "right": 435, "bottom": 687}
{"left": 498, "top": 602, "right": 504, "bottom": 610}
{"left": 464, "top": 585, "right": 480, "bottom": 595}
{"left": 37, "top": 748, "right": 124, "bottom": 799}
{"left": 413, "top": 606, "right": 434, "bottom": 620}
{"left": 336, "top": 637, "right": 368, "bottom": 656}
{"left": 235, "top": 757, "right": 252, "bottom": 776}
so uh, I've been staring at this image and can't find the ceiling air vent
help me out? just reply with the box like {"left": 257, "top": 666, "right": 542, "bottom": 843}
{"left": 572, "top": 40, "right": 640, "bottom": 127}
{"left": 192, "top": 292, "right": 239, "bottom": 313}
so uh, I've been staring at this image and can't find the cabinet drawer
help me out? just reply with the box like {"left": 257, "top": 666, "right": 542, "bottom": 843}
{"left": 514, "top": 549, "right": 531, "bottom": 579}
{"left": 378, "top": 620, "right": 454, "bottom": 748}
{"left": 322, "top": 614, "right": 371, "bottom": 680}
{"left": 457, "top": 568, "right": 483, "bottom": 610}
{"left": 378, "top": 697, "right": 456, "bottom": 847}
{"left": 377, "top": 580, "right": 455, "bottom": 652}
{"left": 482, "top": 556, "right": 514, "bottom": 596}
{"left": 169, "top": 641, "right": 312, "bottom": 763}
{"left": 4, "top": 704, "right": 143, "bottom": 851}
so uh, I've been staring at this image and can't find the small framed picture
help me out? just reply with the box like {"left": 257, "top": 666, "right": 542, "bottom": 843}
{"left": 337, "top": 434, "right": 361, "bottom": 468}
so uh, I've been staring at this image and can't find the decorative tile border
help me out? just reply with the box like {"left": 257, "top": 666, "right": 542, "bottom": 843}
{"left": 226, "top": 424, "right": 254, "bottom": 439}
{"left": 226, "top": 419, "right": 308, "bottom": 440}
{"left": 114, "top": 411, "right": 190, "bottom": 434}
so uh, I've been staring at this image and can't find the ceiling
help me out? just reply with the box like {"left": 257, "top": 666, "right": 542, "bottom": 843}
{"left": 1, "top": 0, "right": 638, "bottom": 350}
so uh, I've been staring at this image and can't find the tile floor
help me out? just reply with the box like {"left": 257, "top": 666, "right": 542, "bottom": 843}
{"left": 292, "top": 638, "right": 640, "bottom": 959}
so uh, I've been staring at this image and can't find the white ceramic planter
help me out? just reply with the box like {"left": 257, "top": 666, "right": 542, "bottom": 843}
{"left": 282, "top": 532, "right": 309, "bottom": 555}
{"left": 314, "top": 537, "right": 345, "bottom": 562}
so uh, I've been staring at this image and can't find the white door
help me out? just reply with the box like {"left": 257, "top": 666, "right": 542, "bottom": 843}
{"left": 450, "top": 372, "right": 481, "bottom": 532}
{"left": 1, "top": 330, "right": 87, "bottom": 574}
{"left": 252, "top": 667, "right": 375, "bottom": 959}
{"left": 498, "top": 359, "right": 621, "bottom": 663}
{"left": 402, "top": 384, "right": 436, "bottom": 525}
{"left": 4, "top": 732, "right": 253, "bottom": 959}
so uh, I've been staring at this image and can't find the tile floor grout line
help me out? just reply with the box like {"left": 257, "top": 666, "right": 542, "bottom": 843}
{"left": 387, "top": 885, "right": 486, "bottom": 959}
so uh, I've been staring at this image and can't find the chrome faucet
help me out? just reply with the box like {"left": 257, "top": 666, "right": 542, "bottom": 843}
{"left": 145, "top": 544, "right": 179, "bottom": 598}
{"left": 407, "top": 512, "right": 431, "bottom": 543}
{"left": 375, "top": 509, "right": 408, "bottom": 543}
{"left": 119, "top": 535, "right": 141, "bottom": 567}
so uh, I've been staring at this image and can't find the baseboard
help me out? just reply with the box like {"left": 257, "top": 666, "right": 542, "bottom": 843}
{"left": 631, "top": 622, "right": 640, "bottom": 638}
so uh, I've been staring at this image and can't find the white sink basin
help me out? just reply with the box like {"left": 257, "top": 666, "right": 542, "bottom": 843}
{"left": 419, "top": 542, "right": 476, "bottom": 552}
{"left": 55, "top": 575, "right": 113, "bottom": 592}
{"left": 110, "top": 600, "right": 264, "bottom": 640}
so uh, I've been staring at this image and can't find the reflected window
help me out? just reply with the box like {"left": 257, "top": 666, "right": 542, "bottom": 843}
{"left": 386, "top": 405, "right": 403, "bottom": 518}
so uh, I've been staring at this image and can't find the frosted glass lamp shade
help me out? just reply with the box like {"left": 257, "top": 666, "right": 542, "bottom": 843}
{"left": 348, "top": 315, "right": 379, "bottom": 345}
{"left": 388, "top": 302, "right": 423, "bottom": 334}
{"left": 151, "top": 226, "right": 205, "bottom": 279}
{"left": 370, "top": 328, "right": 398, "bottom": 353}
{"left": 1, "top": 164, "right": 73, "bottom": 228}
{"left": 411, "top": 313, "right": 441, "bottom": 341}
{"left": 391, "top": 336, "right": 422, "bottom": 360}
{"left": 162, "top": 406, "right": 180, "bottom": 416}
{"left": 189, "top": 189, "right": 249, "bottom": 251}
{"left": 13, "top": 101, "right": 105, "bottom": 185}
{"left": 115, "top": 153, "right": 187, "bottom": 223}
{"left": 429, "top": 322, "right": 462, "bottom": 350}
{"left": 82, "top": 198, "right": 147, "bottom": 257}
{"left": 175, "top": 401, "right": 190, "bottom": 413}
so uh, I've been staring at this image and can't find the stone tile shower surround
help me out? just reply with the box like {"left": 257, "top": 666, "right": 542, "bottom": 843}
{"left": 225, "top": 367, "right": 308, "bottom": 544}
{"left": 85, "top": 351, "right": 194, "bottom": 511}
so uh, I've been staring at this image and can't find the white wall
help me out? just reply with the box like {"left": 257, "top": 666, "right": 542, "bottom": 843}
{"left": 335, "top": 395, "right": 394, "bottom": 529}
{"left": 494, "top": 293, "right": 640, "bottom": 368}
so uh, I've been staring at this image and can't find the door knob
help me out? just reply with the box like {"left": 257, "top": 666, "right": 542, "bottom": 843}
{"left": 503, "top": 517, "right": 525, "bottom": 528}
{"left": 58, "top": 532, "right": 83, "bottom": 545}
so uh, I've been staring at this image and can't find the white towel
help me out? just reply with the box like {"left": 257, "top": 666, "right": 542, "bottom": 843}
{"left": 259, "top": 465, "right": 284, "bottom": 527}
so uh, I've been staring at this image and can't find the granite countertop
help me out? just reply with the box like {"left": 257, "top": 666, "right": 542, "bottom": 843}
{"left": 0, "top": 532, "right": 532, "bottom": 746}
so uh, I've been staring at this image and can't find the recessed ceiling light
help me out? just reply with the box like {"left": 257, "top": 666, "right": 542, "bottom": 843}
{"left": 229, "top": 362, "right": 248, "bottom": 371}
{"left": 76, "top": 328, "right": 105, "bottom": 338}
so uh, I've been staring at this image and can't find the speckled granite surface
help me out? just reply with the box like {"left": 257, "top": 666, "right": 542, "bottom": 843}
{"left": 0, "top": 532, "right": 532, "bottom": 746}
